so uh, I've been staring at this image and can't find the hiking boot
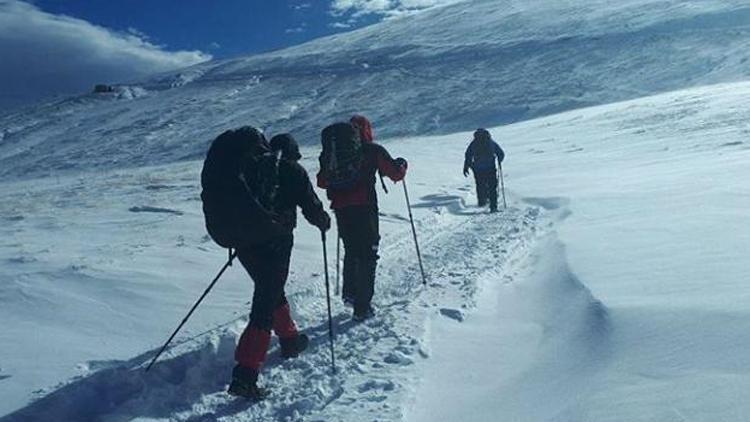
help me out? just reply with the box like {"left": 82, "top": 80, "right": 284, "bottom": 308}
{"left": 279, "top": 333, "right": 309, "bottom": 359}
{"left": 228, "top": 379, "right": 269, "bottom": 400}
{"left": 490, "top": 207, "right": 499, "bottom": 213}
{"left": 227, "top": 365, "right": 269, "bottom": 401}
{"left": 353, "top": 306, "right": 375, "bottom": 322}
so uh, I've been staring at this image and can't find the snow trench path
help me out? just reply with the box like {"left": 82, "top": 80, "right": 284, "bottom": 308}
{"left": 2, "top": 195, "right": 553, "bottom": 422}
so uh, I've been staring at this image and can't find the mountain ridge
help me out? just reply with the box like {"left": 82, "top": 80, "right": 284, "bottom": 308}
{"left": 1, "top": 0, "right": 749, "bottom": 180}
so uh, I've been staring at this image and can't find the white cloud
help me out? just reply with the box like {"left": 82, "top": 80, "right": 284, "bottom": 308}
{"left": 329, "top": 22, "right": 352, "bottom": 29}
{"left": 126, "top": 26, "right": 150, "bottom": 41}
{"left": 0, "top": 0, "right": 211, "bottom": 111}
{"left": 286, "top": 22, "right": 308, "bottom": 34}
{"left": 291, "top": 3, "right": 312, "bottom": 11}
{"left": 330, "top": 0, "right": 454, "bottom": 18}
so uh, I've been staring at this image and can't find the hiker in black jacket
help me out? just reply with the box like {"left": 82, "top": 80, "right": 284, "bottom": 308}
{"left": 203, "top": 129, "right": 330, "bottom": 400}
{"left": 463, "top": 128, "right": 505, "bottom": 212}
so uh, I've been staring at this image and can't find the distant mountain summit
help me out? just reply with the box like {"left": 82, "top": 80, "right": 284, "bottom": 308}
{"left": 2, "top": 0, "right": 750, "bottom": 180}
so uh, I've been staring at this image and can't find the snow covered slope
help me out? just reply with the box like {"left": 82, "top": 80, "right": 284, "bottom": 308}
{"left": 2, "top": 0, "right": 750, "bottom": 180}
{"left": 2, "top": 80, "right": 749, "bottom": 420}
{"left": 410, "top": 80, "right": 750, "bottom": 421}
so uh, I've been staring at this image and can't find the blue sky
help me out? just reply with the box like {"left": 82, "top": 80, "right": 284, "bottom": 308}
{"left": 29, "top": 0, "right": 380, "bottom": 58}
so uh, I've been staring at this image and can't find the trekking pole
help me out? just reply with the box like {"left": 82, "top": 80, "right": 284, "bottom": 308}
{"left": 335, "top": 234, "right": 341, "bottom": 296}
{"left": 146, "top": 249, "right": 238, "bottom": 372}
{"left": 402, "top": 178, "right": 427, "bottom": 285}
{"left": 499, "top": 163, "right": 507, "bottom": 209}
{"left": 321, "top": 231, "right": 337, "bottom": 373}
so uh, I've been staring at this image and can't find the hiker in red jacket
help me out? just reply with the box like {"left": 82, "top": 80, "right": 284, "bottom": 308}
{"left": 317, "top": 115, "right": 407, "bottom": 321}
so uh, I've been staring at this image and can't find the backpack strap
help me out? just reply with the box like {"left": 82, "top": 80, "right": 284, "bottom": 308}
{"left": 379, "top": 172, "right": 389, "bottom": 194}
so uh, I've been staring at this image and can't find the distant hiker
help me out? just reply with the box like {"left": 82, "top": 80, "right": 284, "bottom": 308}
{"left": 201, "top": 127, "right": 330, "bottom": 400}
{"left": 317, "top": 115, "right": 408, "bottom": 321}
{"left": 463, "top": 128, "right": 505, "bottom": 212}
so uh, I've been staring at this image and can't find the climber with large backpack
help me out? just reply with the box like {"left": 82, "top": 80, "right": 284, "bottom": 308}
{"left": 201, "top": 127, "right": 330, "bottom": 400}
{"left": 463, "top": 128, "right": 505, "bottom": 212}
{"left": 317, "top": 115, "right": 408, "bottom": 322}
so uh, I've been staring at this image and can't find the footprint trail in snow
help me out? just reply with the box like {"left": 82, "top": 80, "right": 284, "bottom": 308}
{"left": 3, "top": 198, "right": 553, "bottom": 422}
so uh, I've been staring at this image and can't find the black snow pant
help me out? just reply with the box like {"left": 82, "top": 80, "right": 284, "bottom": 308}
{"left": 236, "top": 235, "right": 294, "bottom": 330}
{"left": 335, "top": 205, "right": 380, "bottom": 315}
{"left": 473, "top": 169, "right": 498, "bottom": 211}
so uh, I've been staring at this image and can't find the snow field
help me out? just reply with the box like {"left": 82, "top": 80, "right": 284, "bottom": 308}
{"left": 1, "top": 166, "right": 552, "bottom": 420}
{"left": 421, "top": 81, "right": 750, "bottom": 421}
{"left": 1, "top": 63, "right": 750, "bottom": 422}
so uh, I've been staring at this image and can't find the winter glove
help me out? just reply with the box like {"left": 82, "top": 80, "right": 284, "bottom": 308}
{"left": 463, "top": 167, "right": 470, "bottom": 177}
{"left": 394, "top": 157, "right": 408, "bottom": 170}
{"left": 314, "top": 211, "right": 331, "bottom": 232}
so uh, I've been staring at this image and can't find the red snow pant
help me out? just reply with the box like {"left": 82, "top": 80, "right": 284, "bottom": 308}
{"left": 234, "top": 236, "right": 299, "bottom": 371}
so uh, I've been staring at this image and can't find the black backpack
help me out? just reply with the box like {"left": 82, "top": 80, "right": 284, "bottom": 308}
{"left": 475, "top": 138, "right": 494, "bottom": 161}
{"left": 319, "top": 122, "right": 364, "bottom": 190}
{"left": 200, "top": 126, "right": 280, "bottom": 248}
{"left": 473, "top": 129, "right": 495, "bottom": 161}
